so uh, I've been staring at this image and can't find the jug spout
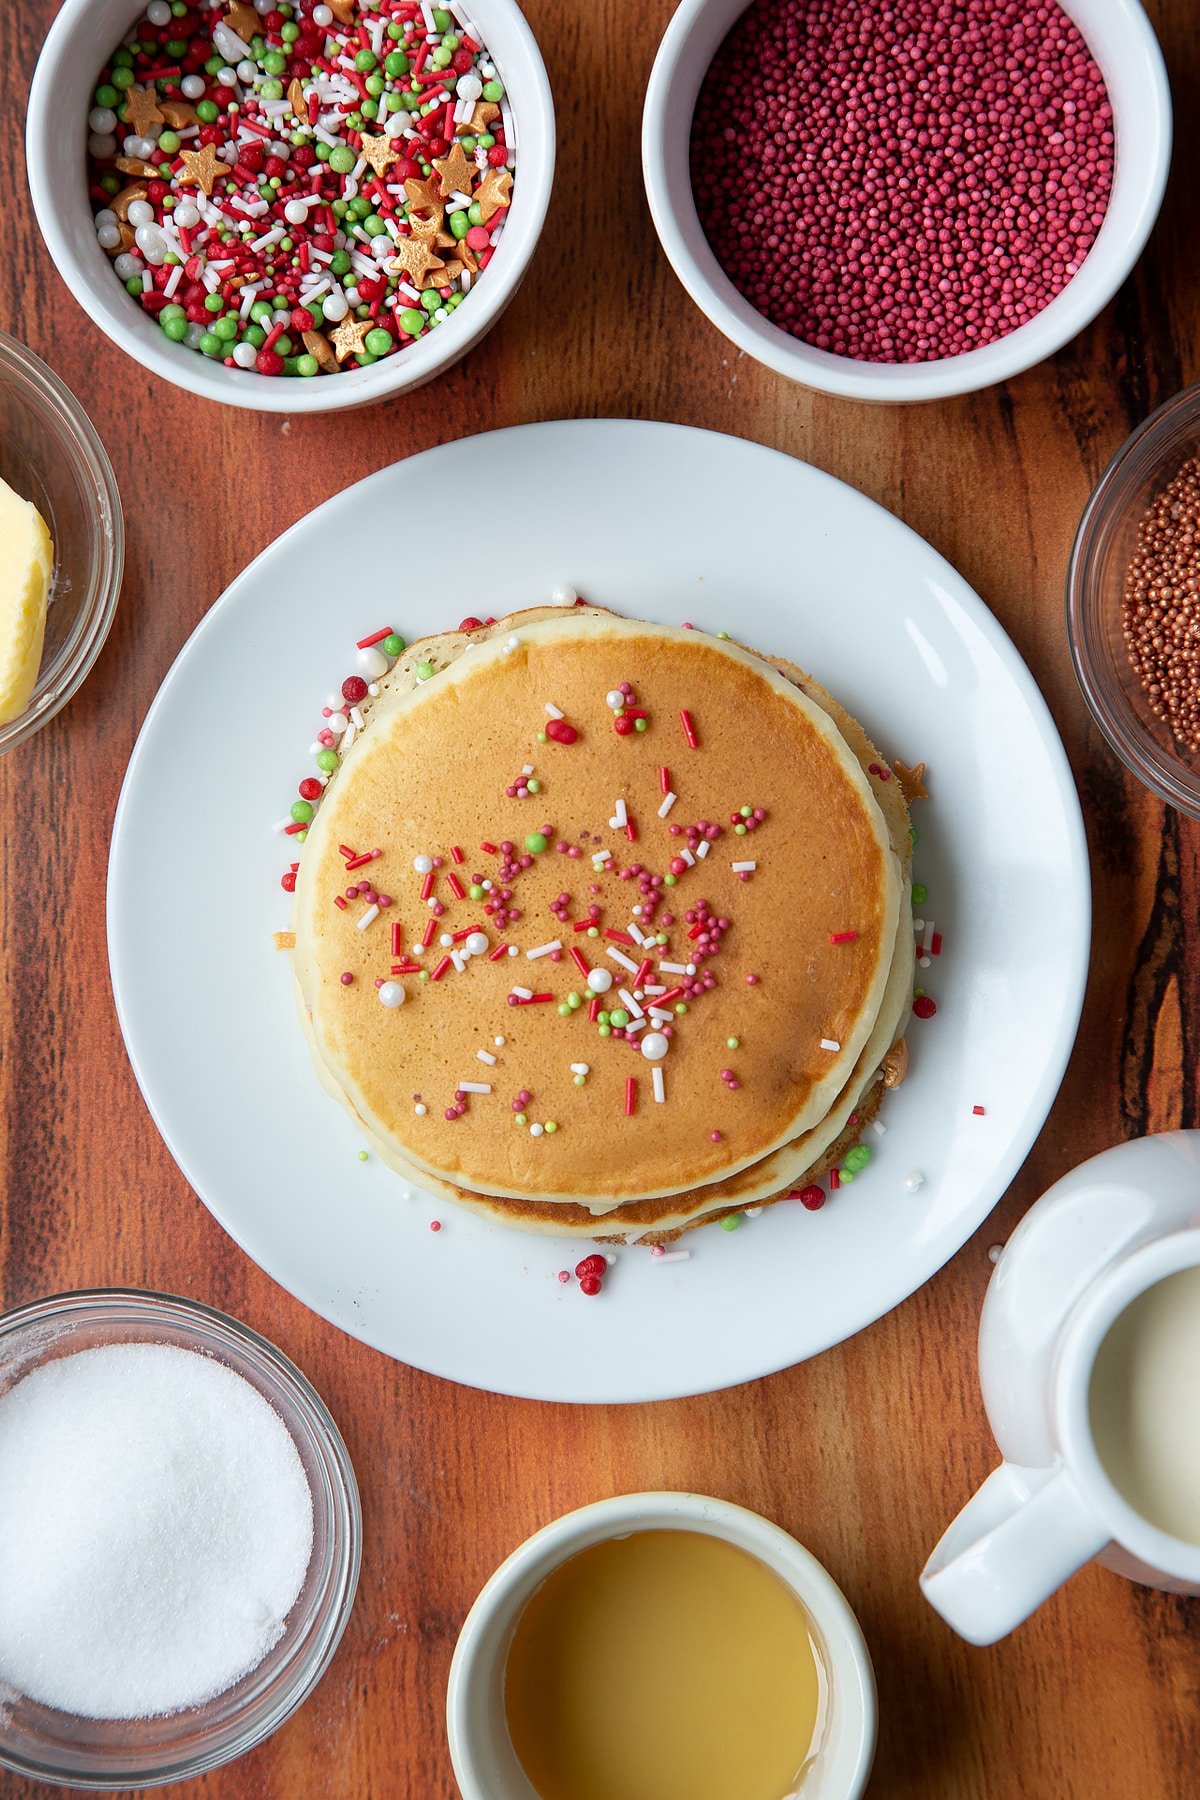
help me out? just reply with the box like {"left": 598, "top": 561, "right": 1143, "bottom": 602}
{"left": 920, "top": 1462, "right": 1109, "bottom": 1645}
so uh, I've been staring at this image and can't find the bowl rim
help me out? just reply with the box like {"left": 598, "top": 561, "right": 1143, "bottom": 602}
{"left": 25, "top": 0, "right": 556, "bottom": 416}
{"left": 0, "top": 331, "right": 124, "bottom": 754}
{"left": 0, "top": 1285, "right": 362, "bottom": 1791}
{"left": 1066, "top": 379, "right": 1200, "bottom": 818}
{"left": 641, "top": 0, "right": 1172, "bottom": 403}
{"left": 446, "top": 1490, "right": 877, "bottom": 1800}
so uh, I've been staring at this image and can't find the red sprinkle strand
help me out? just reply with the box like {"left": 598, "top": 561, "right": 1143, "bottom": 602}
{"left": 420, "top": 871, "right": 436, "bottom": 901}
{"left": 659, "top": 766, "right": 671, "bottom": 794}
{"left": 570, "top": 947, "right": 591, "bottom": 978}
{"left": 451, "top": 844, "right": 465, "bottom": 863}
{"left": 829, "top": 930, "right": 859, "bottom": 944}
{"left": 391, "top": 922, "right": 404, "bottom": 956}
{"left": 422, "top": 918, "right": 438, "bottom": 949}
{"left": 679, "top": 710, "right": 699, "bottom": 749}
{"left": 625, "top": 1076, "right": 637, "bottom": 1116}
{"left": 480, "top": 840, "right": 499, "bottom": 854}
{"left": 489, "top": 943, "right": 511, "bottom": 961}
{"left": 605, "top": 928, "right": 635, "bottom": 946}
{"left": 431, "top": 956, "right": 452, "bottom": 981}
{"left": 356, "top": 626, "right": 394, "bottom": 649}
{"left": 334, "top": 895, "right": 348, "bottom": 911}
{"left": 446, "top": 871, "right": 466, "bottom": 901}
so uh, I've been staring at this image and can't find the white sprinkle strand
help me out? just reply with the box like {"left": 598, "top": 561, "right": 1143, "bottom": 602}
{"left": 658, "top": 961, "right": 689, "bottom": 975}
{"left": 696, "top": 839, "right": 710, "bottom": 859}
{"left": 903, "top": 1171, "right": 925, "bottom": 1192}
{"left": 652, "top": 1066, "right": 665, "bottom": 1103}
{"left": 607, "top": 947, "right": 640, "bottom": 974}
{"left": 511, "top": 985, "right": 533, "bottom": 1000}
{"left": 570, "top": 1063, "right": 589, "bottom": 1075}
{"left": 356, "top": 905, "right": 380, "bottom": 931}
{"left": 476, "top": 1050, "right": 497, "bottom": 1065}
{"left": 525, "top": 940, "right": 562, "bottom": 960}
{"left": 459, "top": 1082, "right": 491, "bottom": 1094}
{"left": 653, "top": 1249, "right": 691, "bottom": 1265}
{"left": 871, "top": 1119, "right": 887, "bottom": 1135}
{"left": 731, "top": 861, "right": 757, "bottom": 873}
{"left": 657, "top": 792, "right": 677, "bottom": 818}
{"left": 543, "top": 702, "right": 564, "bottom": 720}
{"left": 820, "top": 1037, "right": 840, "bottom": 1051}
{"left": 618, "top": 989, "right": 645, "bottom": 1020}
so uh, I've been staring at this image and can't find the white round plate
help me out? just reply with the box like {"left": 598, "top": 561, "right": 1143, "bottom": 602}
{"left": 108, "top": 420, "right": 1089, "bottom": 1403}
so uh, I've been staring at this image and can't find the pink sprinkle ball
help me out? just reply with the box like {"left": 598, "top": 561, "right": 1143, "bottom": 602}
{"left": 690, "top": 0, "right": 1114, "bottom": 364}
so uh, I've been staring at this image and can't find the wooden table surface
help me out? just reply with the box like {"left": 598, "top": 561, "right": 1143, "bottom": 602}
{"left": 2, "top": 1, "right": 1198, "bottom": 1795}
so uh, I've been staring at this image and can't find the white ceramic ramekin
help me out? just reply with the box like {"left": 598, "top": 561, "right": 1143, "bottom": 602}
{"left": 26, "top": 0, "right": 554, "bottom": 415}
{"left": 642, "top": 0, "right": 1171, "bottom": 403}
{"left": 447, "top": 1491, "right": 876, "bottom": 1800}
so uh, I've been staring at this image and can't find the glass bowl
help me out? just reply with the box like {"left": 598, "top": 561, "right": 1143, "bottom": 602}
{"left": 1068, "top": 382, "right": 1200, "bottom": 818}
{"left": 0, "top": 1289, "right": 361, "bottom": 1790}
{"left": 0, "top": 332, "right": 123, "bottom": 753}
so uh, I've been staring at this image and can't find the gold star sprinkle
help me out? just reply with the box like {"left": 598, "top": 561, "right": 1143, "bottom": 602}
{"left": 224, "top": 0, "right": 259, "bottom": 39}
{"left": 159, "top": 99, "right": 199, "bottom": 129}
{"left": 390, "top": 236, "right": 443, "bottom": 286}
{"left": 358, "top": 132, "right": 402, "bottom": 179}
{"left": 114, "top": 156, "right": 159, "bottom": 178}
{"left": 882, "top": 1039, "right": 909, "bottom": 1089}
{"left": 176, "top": 141, "right": 222, "bottom": 196}
{"left": 330, "top": 317, "right": 374, "bottom": 363}
{"left": 892, "top": 760, "right": 929, "bottom": 803}
{"left": 326, "top": 0, "right": 355, "bottom": 21}
{"left": 288, "top": 77, "right": 307, "bottom": 122}
{"left": 432, "top": 142, "right": 473, "bottom": 198}
{"left": 302, "top": 329, "right": 338, "bottom": 373}
{"left": 404, "top": 174, "right": 444, "bottom": 230}
{"left": 473, "top": 166, "right": 512, "bottom": 223}
{"left": 456, "top": 101, "right": 500, "bottom": 138}
{"left": 122, "top": 84, "right": 164, "bottom": 138}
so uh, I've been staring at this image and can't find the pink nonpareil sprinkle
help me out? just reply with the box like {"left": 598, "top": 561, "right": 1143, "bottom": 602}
{"left": 690, "top": 0, "right": 1114, "bottom": 364}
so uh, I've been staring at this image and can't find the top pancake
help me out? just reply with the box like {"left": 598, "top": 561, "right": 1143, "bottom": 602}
{"left": 293, "top": 612, "right": 904, "bottom": 1207}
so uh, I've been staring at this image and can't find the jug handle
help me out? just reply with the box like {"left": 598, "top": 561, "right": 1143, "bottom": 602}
{"left": 920, "top": 1461, "right": 1109, "bottom": 1644}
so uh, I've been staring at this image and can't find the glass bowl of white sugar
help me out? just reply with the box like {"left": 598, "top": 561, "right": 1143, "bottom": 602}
{"left": 0, "top": 1288, "right": 361, "bottom": 1789}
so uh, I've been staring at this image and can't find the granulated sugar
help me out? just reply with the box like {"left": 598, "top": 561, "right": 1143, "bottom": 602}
{"left": 0, "top": 1342, "right": 314, "bottom": 1718}
{"left": 690, "top": 0, "right": 1114, "bottom": 363}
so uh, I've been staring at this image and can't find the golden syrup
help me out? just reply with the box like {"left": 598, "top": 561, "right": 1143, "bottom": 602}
{"left": 503, "top": 1529, "right": 824, "bottom": 1800}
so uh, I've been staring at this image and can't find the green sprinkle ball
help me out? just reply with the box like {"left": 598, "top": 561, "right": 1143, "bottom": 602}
{"left": 844, "top": 1144, "right": 872, "bottom": 1174}
{"left": 719, "top": 1215, "right": 741, "bottom": 1232}
{"left": 912, "top": 882, "right": 928, "bottom": 905}
{"left": 525, "top": 832, "right": 548, "bottom": 854}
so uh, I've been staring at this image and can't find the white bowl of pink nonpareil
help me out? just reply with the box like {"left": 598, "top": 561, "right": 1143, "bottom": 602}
{"left": 643, "top": 0, "right": 1171, "bottom": 402}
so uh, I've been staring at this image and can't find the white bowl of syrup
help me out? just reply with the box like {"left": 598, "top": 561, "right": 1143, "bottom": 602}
{"left": 446, "top": 1491, "right": 875, "bottom": 1800}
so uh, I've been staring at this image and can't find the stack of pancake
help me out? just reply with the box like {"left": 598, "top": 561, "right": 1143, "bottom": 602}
{"left": 291, "top": 609, "right": 914, "bottom": 1240}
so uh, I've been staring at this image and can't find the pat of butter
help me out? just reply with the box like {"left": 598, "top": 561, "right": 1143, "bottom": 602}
{"left": 0, "top": 474, "right": 54, "bottom": 726}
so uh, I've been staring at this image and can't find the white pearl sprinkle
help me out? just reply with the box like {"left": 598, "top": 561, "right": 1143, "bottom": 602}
{"left": 494, "top": 1036, "right": 505, "bottom": 1047}
{"left": 440, "top": 934, "right": 454, "bottom": 948}
{"left": 550, "top": 582, "right": 578, "bottom": 606}
{"left": 358, "top": 647, "right": 388, "bottom": 679}
{"left": 414, "top": 1101, "right": 426, "bottom": 1116}
{"left": 127, "top": 200, "right": 154, "bottom": 227}
{"left": 529, "top": 1123, "right": 544, "bottom": 1137}
{"left": 605, "top": 689, "right": 624, "bottom": 710}
{"left": 465, "top": 932, "right": 489, "bottom": 957}
{"left": 641, "top": 1032, "right": 669, "bottom": 1061}
{"left": 378, "top": 982, "right": 406, "bottom": 1008}
{"left": 413, "top": 854, "right": 434, "bottom": 874}
{"left": 586, "top": 968, "right": 613, "bottom": 994}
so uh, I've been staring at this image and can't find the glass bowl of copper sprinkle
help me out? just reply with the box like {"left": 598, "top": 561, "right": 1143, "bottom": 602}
{"left": 1068, "top": 382, "right": 1200, "bottom": 819}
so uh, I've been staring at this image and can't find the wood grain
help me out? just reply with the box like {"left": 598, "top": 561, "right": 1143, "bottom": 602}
{"left": 2, "top": 1, "right": 1199, "bottom": 1795}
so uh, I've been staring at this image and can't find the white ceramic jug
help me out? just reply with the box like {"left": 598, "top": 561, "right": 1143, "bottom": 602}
{"left": 921, "top": 1132, "right": 1200, "bottom": 1644}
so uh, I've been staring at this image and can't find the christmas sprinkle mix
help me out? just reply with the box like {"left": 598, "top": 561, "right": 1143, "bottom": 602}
{"left": 690, "top": 0, "right": 1113, "bottom": 364}
{"left": 87, "top": 0, "right": 514, "bottom": 378}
